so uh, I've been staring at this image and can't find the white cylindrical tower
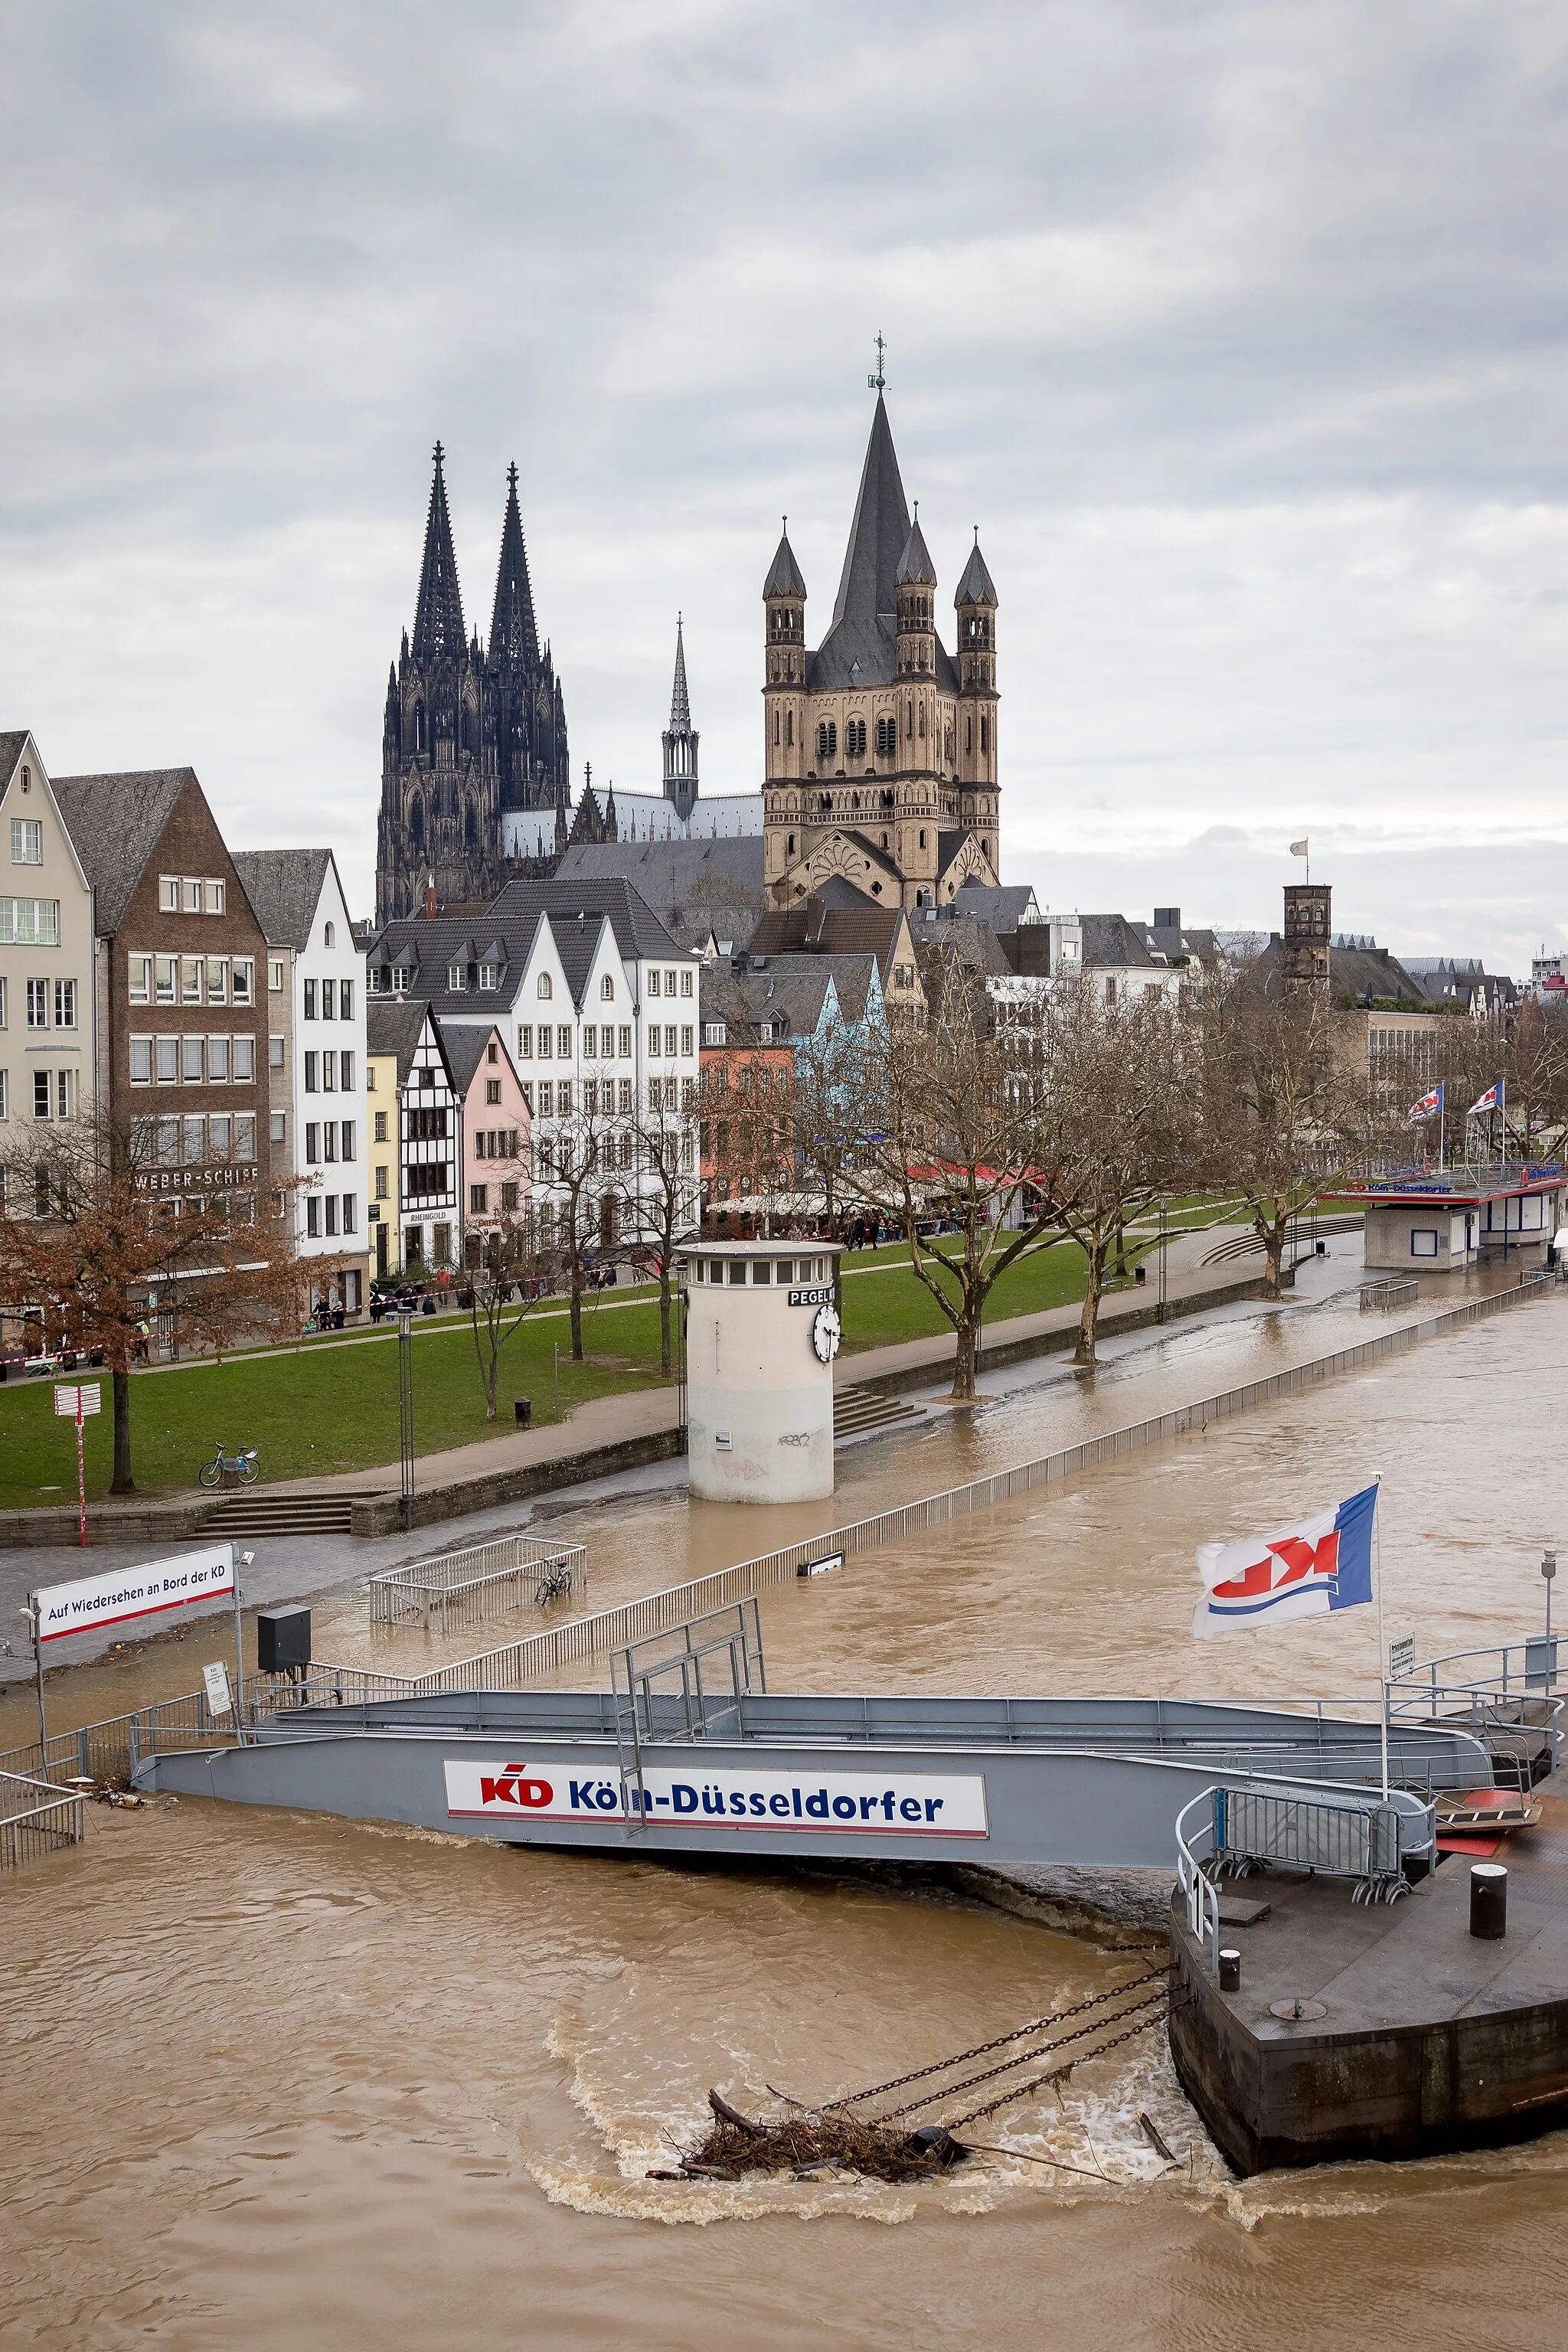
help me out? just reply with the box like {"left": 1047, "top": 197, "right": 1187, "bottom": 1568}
{"left": 679, "top": 1239, "right": 843, "bottom": 1503}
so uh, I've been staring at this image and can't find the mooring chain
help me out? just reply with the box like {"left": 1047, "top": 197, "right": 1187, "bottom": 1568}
{"left": 872, "top": 1990, "right": 1169, "bottom": 2124}
{"left": 821, "top": 1966, "right": 1168, "bottom": 2116}
{"left": 945, "top": 2002, "right": 1169, "bottom": 2131}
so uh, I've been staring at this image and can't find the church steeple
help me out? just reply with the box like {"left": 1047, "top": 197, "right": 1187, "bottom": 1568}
{"left": 662, "top": 615, "right": 700, "bottom": 823}
{"left": 488, "top": 462, "right": 540, "bottom": 673}
{"left": 411, "top": 441, "right": 465, "bottom": 661}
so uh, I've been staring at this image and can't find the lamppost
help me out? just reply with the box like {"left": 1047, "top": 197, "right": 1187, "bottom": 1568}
{"left": 1157, "top": 1194, "right": 1169, "bottom": 1325}
{"left": 1544, "top": 1546, "right": 1557, "bottom": 1690}
{"left": 397, "top": 1314, "right": 415, "bottom": 1532}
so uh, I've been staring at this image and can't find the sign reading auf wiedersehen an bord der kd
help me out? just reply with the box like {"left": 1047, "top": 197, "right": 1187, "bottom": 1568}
{"left": 443, "top": 1759, "right": 989, "bottom": 1837}
{"left": 35, "top": 1544, "right": 237, "bottom": 1643}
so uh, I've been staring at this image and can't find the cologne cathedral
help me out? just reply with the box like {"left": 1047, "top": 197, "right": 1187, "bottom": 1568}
{"left": 376, "top": 446, "right": 577, "bottom": 922}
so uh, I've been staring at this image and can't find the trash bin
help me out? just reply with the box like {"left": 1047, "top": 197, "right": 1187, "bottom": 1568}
{"left": 514, "top": 1399, "right": 531, "bottom": 1428}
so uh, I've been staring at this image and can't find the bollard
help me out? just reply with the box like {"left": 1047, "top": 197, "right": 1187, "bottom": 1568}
{"left": 1470, "top": 1862, "right": 1508, "bottom": 1940}
{"left": 1218, "top": 1948, "right": 1242, "bottom": 1991}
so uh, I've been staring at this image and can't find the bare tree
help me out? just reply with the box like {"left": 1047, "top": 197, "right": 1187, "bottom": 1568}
{"left": 540, "top": 1082, "right": 624, "bottom": 1362}
{"left": 1033, "top": 976, "right": 1189, "bottom": 1365}
{"left": 461, "top": 1214, "right": 560, "bottom": 1421}
{"left": 1193, "top": 959, "right": 1370, "bottom": 1300}
{"left": 0, "top": 1108, "right": 301, "bottom": 1493}
{"left": 837, "top": 950, "right": 1069, "bottom": 1400}
{"left": 622, "top": 1074, "right": 699, "bottom": 1374}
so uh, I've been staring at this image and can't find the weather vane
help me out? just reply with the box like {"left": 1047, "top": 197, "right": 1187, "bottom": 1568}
{"left": 868, "top": 332, "right": 886, "bottom": 393}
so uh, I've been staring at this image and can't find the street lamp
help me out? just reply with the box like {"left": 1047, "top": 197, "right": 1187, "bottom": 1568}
{"left": 1544, "top": 1547, "right": 1557, "bottom": 1687}
{"left": 398, "top": 1314, "right": 415, "bottom": 1531}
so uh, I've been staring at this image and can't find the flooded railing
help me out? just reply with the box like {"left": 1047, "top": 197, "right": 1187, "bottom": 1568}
{"left": 368, "top": 1531, "right": 587, "bottom": 1636}
{"left": 1, "top": 1769, "right": 86, "bottom": 1870}
{"left": 0, "top": 1687, "right": 247, "bottom": 1786}
{"left": 310, "top": 1268, "right": 1548, "bottom": 1694}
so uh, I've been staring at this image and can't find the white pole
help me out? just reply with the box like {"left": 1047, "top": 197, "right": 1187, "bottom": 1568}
{"left": 231, "top": 1544, "right": 247, "bottom": 1748}
{"left": 1374, "top": 1477, "right": 1389, "bottom": 1801}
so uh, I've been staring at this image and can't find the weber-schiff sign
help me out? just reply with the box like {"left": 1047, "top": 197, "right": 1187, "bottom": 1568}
{"left": 35, "top": 1544, "right": 237, "bottom": 1642}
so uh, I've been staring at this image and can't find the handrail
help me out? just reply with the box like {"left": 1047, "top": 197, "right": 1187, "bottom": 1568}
{"left": 1175, "top": 1786, "right": 1221, "bottom": 1973}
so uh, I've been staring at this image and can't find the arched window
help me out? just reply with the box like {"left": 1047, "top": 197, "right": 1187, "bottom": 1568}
{"left": 918, "top": 704, "right": 926, "bottom": 738}
{"left": 773, "top": 710, "right": 780, "bottom": 745}
{"left": 906, "top": 700, "right": 913, "bottom": 736}
{"left": 537, "top": 972, "right": 553, "bottom": 1001}
{"left": 846, "top": 718, "right": 867, "bottom": 759}
{"left": 324, "top": 921, "right": 335, "bottom": 949}
{"left": 786, "top": 709, "right": 793, "bottom": 746}
{"left": 410, "top": 794, "right": 424, "bottom": 848}
{"left": 787, "top": 832, "right": 796, "bottom": 856}
{"left": 600, "top": 974, "right": 614, "bottom": 1001}
{"left": 413, "top": 700, "right": 426, "bottom": 753}
{"left": 919, "top": 829, "right": 926, "bottom": 850}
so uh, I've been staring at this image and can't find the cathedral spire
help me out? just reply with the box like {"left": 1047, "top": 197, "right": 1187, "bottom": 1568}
{"left": 662, "top": 614, "right": 700, "bottom": 824}
{"left": 488, "top": 459, "right": 541, "bottom": 672}
{"left": 411, "top": 440, "right": 466, "bottom": 661}
{"left": 669, "top": 612, "right": 691, "bottom": 730}
{"left": 831, "top": 393, "right": 910, "bottom": 631}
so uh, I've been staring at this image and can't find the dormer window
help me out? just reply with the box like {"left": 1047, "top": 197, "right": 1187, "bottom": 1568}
{"left": 448, "top": 964, "right": 467, "bottom": 992}
{"left": 479, "top": 962, "right": 498, "bottom": 991}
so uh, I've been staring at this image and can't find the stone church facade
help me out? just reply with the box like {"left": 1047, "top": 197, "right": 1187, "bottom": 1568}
{"left": 377, "top": 447, "right": 572, "bottom": 923}
{"left": 762, "top": 393, "right": 1000, "bottom": 912}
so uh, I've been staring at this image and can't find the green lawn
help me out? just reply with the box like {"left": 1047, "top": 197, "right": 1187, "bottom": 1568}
{"left": 0, "top": 1233, "right": 1138, "bottom": 1507}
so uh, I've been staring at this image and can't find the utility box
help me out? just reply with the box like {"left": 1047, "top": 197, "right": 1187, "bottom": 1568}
{"left": 678, "top": 1240, "right": 843, "bottom": 1504}
{"left": 256, "top": 1605, "right": 312, "bottom": 1675}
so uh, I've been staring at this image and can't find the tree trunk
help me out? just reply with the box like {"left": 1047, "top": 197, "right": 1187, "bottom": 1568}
{"left": 111, "top": 1363, "right": 135, "bottom": 1493}
{"left": 1262, "top": 1217, "right": 1285, "bottom": 1300}
{"left": 570, "top": 1260, "right": 583, "bottom": 1361}
{"left": 658, "top": 1276, "right": 672, "bottom": 1375}
{"left": 1075, "top": 1243, "right": 1106, "bottom": 1367}
{"left": 951, "top": 1314, "right": 977, "bottom": 1400}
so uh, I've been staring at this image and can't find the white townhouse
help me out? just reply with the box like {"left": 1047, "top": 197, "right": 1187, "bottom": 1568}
{"left": 366, "top": 877, "right": 701, "bottom": 1250}
{"left": 232, "top": 850, "right": 371, "bottom": 1316}
{"left": 0, "top": 733, "right": 96, "bottom": 1202}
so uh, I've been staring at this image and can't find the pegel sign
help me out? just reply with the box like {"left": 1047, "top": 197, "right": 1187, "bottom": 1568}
{"left": 35, "top": 1544, "right": 237, "bottom": 1642}
{"left": 443, "top": 1759, "right": 988, "bottom": 1838}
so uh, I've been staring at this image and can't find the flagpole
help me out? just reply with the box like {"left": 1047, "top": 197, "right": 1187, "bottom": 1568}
{"left": 1373, "top": 1475, "right": 1388, "bottom": 1802}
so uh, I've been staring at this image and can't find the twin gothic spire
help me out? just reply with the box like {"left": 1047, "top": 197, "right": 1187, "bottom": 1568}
{"left": 410, "top": 443, "right": 543, "bottom": 676}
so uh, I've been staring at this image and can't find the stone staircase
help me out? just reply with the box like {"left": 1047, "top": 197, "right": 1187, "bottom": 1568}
{"left": 832, "top": 1383, "right": 924, "bottom": 1443}
{"left": 197, "top": 1488, "right": 383, "bottom": 1539}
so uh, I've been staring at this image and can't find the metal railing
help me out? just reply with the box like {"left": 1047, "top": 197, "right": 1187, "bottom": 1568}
{"left": 0, "top": 1686, "right": 247, "bottom": 1786}
{"left": 1360, "top": 1276, "right": 1419, "bottom": 1309}
{"left": 1175, "top": 1786, "right": 1222, "bottom": 1972}
{"left": 1176, "top": 1777, "right": 1436, "bottom": 1972}
{"left": 1, "top": 1769, "right": 86, "bottom": 1870}
{"left": 610, "top": 1599, "right": 766, "bottom": 1829}
{"left": 368, "top": 1530, "right": 587, "bottom": 1635}
{"left": 1388, "top": 1642, "right": 1565, "bottom": 1783}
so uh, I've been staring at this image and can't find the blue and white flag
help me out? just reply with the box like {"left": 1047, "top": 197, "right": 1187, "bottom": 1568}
{"left": 1193, "top": 1485, "right": 1379, "bottom": 1639}
{"left": 1409, "top": 1083, "right": 1442, "bottom": 1123}
{"left": 1468, "top": 1082, "right": 1504, "bottom": 1116}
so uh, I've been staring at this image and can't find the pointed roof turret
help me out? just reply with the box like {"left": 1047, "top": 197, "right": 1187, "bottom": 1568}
{"left": 763, "top": 521, "right": 806, "bottom": 599}
{"left": 488, "top": 461, "right": 541, "bottom": 672}
{"left": 670, "top": 614, "right": 691, "bottom": 728}
{"left": 955, "top": 531, "right": 998, "bottom": 609}
{"left": 411, "top": 441, "right": 466, "bottom": 662}
{"left": 896, "top": 503, "right": 936, "bottom": 587}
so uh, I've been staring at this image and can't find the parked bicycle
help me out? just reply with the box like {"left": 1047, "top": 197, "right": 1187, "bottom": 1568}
{"left": 534, "top": 1562, "right": 574, "bottom": 1606}
{"left": 198, "top": 1442, "right": 260, "bottom": 1488}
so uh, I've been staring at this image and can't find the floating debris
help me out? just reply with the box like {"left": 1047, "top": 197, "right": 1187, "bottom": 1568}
{"left": 648, "top": 2091, "right": 967, "bottom": 2185}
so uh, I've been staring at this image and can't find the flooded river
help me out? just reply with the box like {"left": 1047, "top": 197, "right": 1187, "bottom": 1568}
{"left": 5, "top": 1280, "right": 1567, "bottom": 2348}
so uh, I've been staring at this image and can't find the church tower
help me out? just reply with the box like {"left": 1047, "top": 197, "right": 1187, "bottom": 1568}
{"left": 761, "top": 371, "right": 1001, "bottom": 914}
{"left": 662, "top": 617, "right": 700, "bottom": 823}
{"left": 377, "top": 448, "right": 572, "bottom": 924}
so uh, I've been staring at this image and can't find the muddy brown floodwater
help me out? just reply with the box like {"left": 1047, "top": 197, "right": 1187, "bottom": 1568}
{"left": 5, "top": 1287, "right": 1568, "bottom": 2350}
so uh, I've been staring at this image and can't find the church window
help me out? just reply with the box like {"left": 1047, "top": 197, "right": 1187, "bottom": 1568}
{"left": 846, "top": 719, "right": 867, "bottom": 759}
{"left": 787, "top": 833, "right": 795, "bottom": 856}
{"left": 919, "top": 830, "right": 926, "bottom": 849}
{"left": 906, "top": 700, "right": 913, "bottom": 736}
{"left": 773, "top": 710, "right": 780, "bottom": 746}
{"left": 413, "top": 701, "right": 426, "bottom": 753}
{"left": 537, "top": 972, "right": 552, "bottom": 1000}
{"left": 918, "top": 704, "right": 926, "bottom": 738}
{"left": 410, "top": 795, "right": 424, "bottom": 848}
{"left": 786, "top": 709, "right": 793, "bottom": 746}
{"left": 876, "top": 717, "right": 896, "bottom": 756}
{"left": 980, "top": 717, "right": 990, "bottom": 755}
{"left": 815, "top": 722, "right": 838, "bottom": 760}
{"left": 965, "top": 717, "right": 972, "bottom": 755}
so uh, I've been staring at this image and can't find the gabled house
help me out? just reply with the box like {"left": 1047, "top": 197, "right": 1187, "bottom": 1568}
{"left": 0, "top": 733, "right": 96, "bottom": 1220}
{"left": 368, "top": 998, "right": 459, "bottom": 1276}
{"left": 52, "top": 765, "right": 272, "bottom": 1222}
{"left": 438, "top": 1021, "right": 532, "bottom": 1265}
{"left": 232, "top": 848, "right": 370, "bottom": 1315}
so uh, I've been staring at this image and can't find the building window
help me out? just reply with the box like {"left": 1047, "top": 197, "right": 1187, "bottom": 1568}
{"left": 322, "top": 978, "right": 336, "bottom": 1021}
{"left": 486, "top": 1078, "right": 501, "bottom": 1105}
{"left": 306, "top": 1196, "right": 321, "bottom": 1238}
{"left": 304, "top": 1052, "right": 318, "bottom": 1092}
{"left": 648, "top": 969, "right": 660, "bottom": 999}
{"left": 601, "top": 974, "right": 614, "bottom": 1001}
{"left": 340, "top": 1051, "right": 354, "bottom": 1089}
{"left": 980, "top": 717, "right": 990, "bottom": 755}
{"left": 786, "top": 833, "right": 795, "bottom": 857}
{"left": 486, "top": 1040, "right": 498, "bottom": 1066}
{"left": 182, "top": 1035, "right": 204, "bottom": 1082}
{"left": 303, "top": 979, "right": 317, "bottom": 1020}
{"left": 681, "top": 1025, "right": 694, "bottom": 1057}
{"left": 10, "top": 818, "right": 42, "bottom": 864}
{"left": 130, "top": 1037, "right": 153, "bottom": 1083}
{"left": 537, "top": 972, "right": 552, "bottom": 1000}
{"left": 0, "top": 1070, "right": 7, "bottom": 1120}
{"left": 704, "top": 1022, "right": 727, "bottom": 1047}
{"left": 470, "top": 1183, "right": 488, "bottom": 1214}
{"left": 270, "top": 1109, "right": 286, "bottom": 1144}
{"left": 479, "top": 963, "right": 497, "bottom": 991}
{"left": 270, "top": 958, "right": 284, "bottom": 991}
{"left": 816, "top": 721, "right": 838, "bottom": 760}
{"left": 619, "top": 1025, "right": 632, "bottom": 1057}
{"left": 206, "top": 958, "right": 228, "bottom": 1004}
{"left": 205, "top": 879, "right": 225, "bottom": 914}
{"left": 323, "top": 920, "right": 335, "bottom": 949}
{"left": 34, "top": 1070, "right": 50, "bottom": 1119}
{"left": 1410, "top": 1229, "right": 1439, "bottom": 1258}
{"left": 339, "top": 1119, "right": 354, "bottom": 1161}
{"left": 517, "top": 1024, "right": 533, "bottom": 1058}
{"left": 375, "top": 1164, "right": 389, "bottom": 1198}
{"left": 305, "top": 1122, "right": 321, "bottom": 1164}
{"left": 233, "top": 961, "right": 253, "bottom": 1005}
{"left": 26, "top": 979, "right": 47, "bottom": 1029}
{"left": 159, "top": 875, "right": 178, "bottom": 912}
{"left": 374, "top": 1109, "right": 387, "bottom": 1142}
{"left": 155, "top": 956, "right": 176, "bottom": 1004}
{"left": 129, "top": 954, "right": 152, "bottom": 1004}
{"left": 341, "top": 978, "right": 353, "bottom": 1021}
{"left": 341, "top": 1194, "right": 356, "bottom": 1235}
{"left": 322, "top": 1050, "right": 336, "bottom": 1093}
{"left": 209, "top": 1035, "right": 231, "bottom": 1082}
{"left": 234, "top": 1034, "right": 254, "bottom": 1083}
{"left": 269, "top": 1034, "right": 285, "bottom": 1068}
{"left": 181, "top": 957, "right": 203, "bottom": 1004}
{"left": 846, "top": 719, "right": 867, "bottom": 758}
{"left": 557, "top": 1081, "right": 571, "bottom": 1117}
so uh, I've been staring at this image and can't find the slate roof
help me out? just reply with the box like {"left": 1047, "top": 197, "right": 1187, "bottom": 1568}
{"left": 437, "top": 1019, "right": 511, "bottom": 1098}
{"left": 230, "top": 848, "right": 335, "bottom": 950}
{"left": 702, "top": 960, "right": 837, "bottom": 1043}
{"left": 553, "top": 840, "right": 765, "bottom": 947}
{"left": 912, "top": 915, "right": 1011, "bottom": 978}
{"left": 763, "top": 531, "right": 807, "bottom": 599}
{"left": 1080, "top": 913, "right": 1158, "bottom": 970}
{"left": 808, "top": 396, "right": 959, "bottom": 695}
{"left": 0, "top": 730, "right": 30, "bottom": 788}
{"left": 895, "top": 513, "right": 936, "bottom": 586}
{"left": 939, "top": 882, "right": 1040, "bottom": 932}
{"left": 1252, "top": 933, "right": 1428, "bottom": 1006}
{"left": 488, "top": 871, "right": 689, "bottom": 965}
{"left": 52, "top": 767, "right": 194, "bottom": 934}
{"left": 367, "top": 997, "right": 433, "bottom": 1084}
{"left": 954, "top": 539, "right": 998, "bottom": 608}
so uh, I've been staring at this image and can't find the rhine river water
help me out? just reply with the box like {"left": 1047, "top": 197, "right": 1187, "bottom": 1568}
{"left": 5, "top": 1276, "right": 1567, "bottom": 2350}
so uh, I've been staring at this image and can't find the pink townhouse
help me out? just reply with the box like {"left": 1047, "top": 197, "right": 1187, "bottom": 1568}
{"left": 440, "top": 1021, "right": 532, "bottom": 1263}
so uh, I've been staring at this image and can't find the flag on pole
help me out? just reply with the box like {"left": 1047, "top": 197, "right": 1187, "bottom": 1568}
{"left": 1408, "top": 1084, "right": 1442, "bottom": 1122}
{"left": 1289, "top": 839, "right": 1308, "bottom": 858}
{"left": 1192, "top": 1484, "right": 1379, "bottom": 1638}
{"left": 1467, "top": 1082, "right": 1503, "bottom": 1116}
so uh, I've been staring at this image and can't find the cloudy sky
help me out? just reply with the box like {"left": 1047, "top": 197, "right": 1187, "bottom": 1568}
{"left": 2, "top": 2, "right": 1565, "bottom": 970}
